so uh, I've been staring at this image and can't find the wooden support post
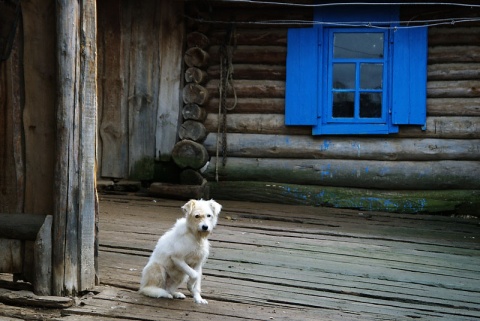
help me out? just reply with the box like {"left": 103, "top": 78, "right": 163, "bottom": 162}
{"left": 54, "top": 0, "right": 79, "bottom": 296}
{"left": 78, "top": 0, "right": 98, "bottom": 292}
{"left": 33, "top": 215, "right": 52, "bottom": 296}
{"left": 53, "top": 0, "right": 97, "bottom": 296}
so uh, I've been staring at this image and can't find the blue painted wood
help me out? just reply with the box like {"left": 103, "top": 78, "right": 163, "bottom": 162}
{"left": 285, "top": 27, "right": 319, "bottom": 125}
{"left": 392, "top": 27, "right": 428, "bottom": 126}
{"left": 313, "top": 123, "right": 396, "bottom": 135}
{"left": 286, "top": 6, "right": 427, "bottom": 134}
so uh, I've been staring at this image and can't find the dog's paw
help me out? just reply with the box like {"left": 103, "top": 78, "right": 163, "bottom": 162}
{"left": 193, "top": 295, "right": 208, "bottom": 304}
{"left": 173, "top": 292, "right": 186, "bottom": 299}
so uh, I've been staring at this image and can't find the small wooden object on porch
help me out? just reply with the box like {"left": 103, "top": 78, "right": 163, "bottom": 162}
{"left": 0, "top": 214, "right": 52, "bottom": 296}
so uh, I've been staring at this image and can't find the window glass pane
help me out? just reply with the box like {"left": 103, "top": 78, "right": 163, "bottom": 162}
{"left": 334, "top": 33, "right": 384, "bottom": 59}
{"left": 360, "top": 93, "right": 382, "bottom": 118}
{"left": 360, "top": 64, "right": 383, "bottom": 89}
{"left": 333, "top": 92, "right": 354, "bottom": 118}
{"left": 333, "top": 64, "right": 355, "bottom": 89}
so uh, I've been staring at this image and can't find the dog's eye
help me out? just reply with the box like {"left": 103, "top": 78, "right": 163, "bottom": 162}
{"left": 195, "top": 214, "right": 200, "bottom": 218}
{"left": 207, "top": 214, "right": 212, "bottom": 218}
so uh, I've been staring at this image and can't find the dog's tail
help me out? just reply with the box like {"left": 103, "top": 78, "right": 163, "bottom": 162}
{"left": 139, "top": 286, "right": 173, "bottom": 299}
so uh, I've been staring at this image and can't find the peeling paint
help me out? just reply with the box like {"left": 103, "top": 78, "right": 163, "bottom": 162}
{"left": 321, "top": 139, "right": 332, "bottom": 151}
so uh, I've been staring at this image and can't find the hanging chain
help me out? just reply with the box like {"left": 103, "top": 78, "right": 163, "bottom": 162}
{"left": 215, "top": 24, "right": 236, "bottom": 181}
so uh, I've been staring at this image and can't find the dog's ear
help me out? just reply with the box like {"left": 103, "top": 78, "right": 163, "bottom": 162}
{"left": 181, "top": 199, "right": 196, "bottom": 216}
{"left": 209, "top": 199, "right": 222, "bottom": 216}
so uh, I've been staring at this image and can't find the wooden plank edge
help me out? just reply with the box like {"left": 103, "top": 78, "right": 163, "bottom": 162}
{"left": 0, "top": 288, "right": 74, "bottom": 308}
{"left": 208, "top": 181, "right": 480, "bottom": 215}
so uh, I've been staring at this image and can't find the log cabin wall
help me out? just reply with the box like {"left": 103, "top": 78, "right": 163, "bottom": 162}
{"left": 182, "top": 2, "right": 480, "bottom": 214}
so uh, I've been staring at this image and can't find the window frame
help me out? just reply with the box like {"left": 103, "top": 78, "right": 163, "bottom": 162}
{"left": 315, "top": 26, "right": 396, "bottom": 135}
{"left": 285, "top": 5, "right": 428, "bottom": 136}
{"left": 326, "top": 28, "right": 389, "bottom": 124}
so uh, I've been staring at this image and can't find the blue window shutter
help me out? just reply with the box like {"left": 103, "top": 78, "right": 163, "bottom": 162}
{"left": 285, "top": 27, "right": 318, "bottom": 125}
{"left": 392, "top": 27, "right": 428, "bottom": 125}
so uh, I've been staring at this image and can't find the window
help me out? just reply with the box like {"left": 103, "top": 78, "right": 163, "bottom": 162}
{"left": 285, "top": 6, "right": 428, "bottom": 135}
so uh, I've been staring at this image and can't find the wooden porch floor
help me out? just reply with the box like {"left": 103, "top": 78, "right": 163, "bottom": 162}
{"left": 2, "top": 194, "right": 480, "bottom": 320}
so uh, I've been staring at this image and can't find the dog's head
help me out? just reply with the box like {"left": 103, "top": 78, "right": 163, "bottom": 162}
{"left": 182, "top": 199, "right": 222, "bottom": 236}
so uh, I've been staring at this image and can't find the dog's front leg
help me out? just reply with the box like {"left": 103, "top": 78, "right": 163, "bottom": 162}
{"left": 171, "top": 257, "right": 207, "bottom": 304}
{"left": 187, "top": 266, "right": 207, "bottom": 304}
{"left": 171, "top": 257, "right": 199, "bottom": 281}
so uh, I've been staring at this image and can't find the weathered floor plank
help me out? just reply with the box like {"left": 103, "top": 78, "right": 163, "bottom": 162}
{"left": 1, "top": 194, "right": 479, "bottom": 320}
{"left": 77, "top": 195, "right": 480, "bottom": 321}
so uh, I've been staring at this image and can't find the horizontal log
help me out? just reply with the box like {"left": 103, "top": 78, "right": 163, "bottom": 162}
{"left": 205, "top": 97, "right": 478, "bottom": 116}
{"left": 428, "top": 46, "right": 480, "bottom": 63}
{"left": 185, "top": 67, "right": 208, "bottom": 84}
{"left": 184, "top": 47, "right": 209, "bottom": 68}
{"left": 0, "top": 214, "right": 47, "bottom": 240}
{"left": 209, "top": 29, "right": 287, "bottom": 46}
{"left": 180, "top": 169, "right": 205, "bottom": 185}
{"left": 428, "top": 80, "right": 480, "bottom": 98}
{"left": 205, "top": 113, "right": 308, "bottom": 135}
{"left": 428, "top": 27, "right": 480, "bottom": 46}
{"left": 209, "top": 45, "right": 286, "bottom": 65}
{"left": 182, "top": 103, "right": 207, "bottom": 121}
{"left": 400, "top": 116, "right": 480, "bottom": 139}
{"left": 182, "top": 83, "right": 209, "bottom": 105}
{"left": 428, "top": 63, "right": 480, "bottom": 81}
{"left": 205, "top": 114, "right": 480, "bottom": 138}
{"left": 427, "top": 98, "right": 480, "bottom": 116}
{"left": 202, "top": 97, "right": 477, "bottom": 116}
{"left": 171, "top": 140, "right": 209, "bottom": 170}
{"left": 208, "top": 181, "right": 480, "bottom": 214}
{"left": 204, "top": 157, "right": 480, "bottom": 190}
{"left": 178, "top": 120, "right": 207, "bottom": 142}
{"left": 203, "top": 133, "right": 480, "bottom": 161}
{"left": 206, "top": 98, "right": 285, "bottom": 114}
{"left": 208, "top": 64, "right": 286, "bottom": 80}
{"left": 148, "top": 182, "right": 209, "bottom": 200}
{"left": 186, "top": 31, "right": 209, "bottom": 49}
{"left": 206, "top": 79, "right": 285, "bottom": 99}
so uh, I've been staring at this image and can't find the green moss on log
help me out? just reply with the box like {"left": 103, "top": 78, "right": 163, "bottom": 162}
{"left": 208, "top": 181, "right": 480, "bottom": 215}
{"left": 130, "top": 157, "right": 154, "bottom": 181}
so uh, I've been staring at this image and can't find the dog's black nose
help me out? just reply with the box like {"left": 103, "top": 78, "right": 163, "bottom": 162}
{"left": 202, "top": 225, "right": 209, "bottom": 231}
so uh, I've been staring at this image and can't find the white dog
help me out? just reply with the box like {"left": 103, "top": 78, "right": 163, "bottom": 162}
{"left": 139, "top": 199, "right": 222, "bottom": 304}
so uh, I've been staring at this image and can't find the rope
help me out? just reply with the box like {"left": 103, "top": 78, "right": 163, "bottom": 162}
{"left": 215, "top": 24, "right": 236, "bottom": 181}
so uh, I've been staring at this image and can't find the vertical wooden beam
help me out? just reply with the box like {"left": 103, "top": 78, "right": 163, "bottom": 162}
{"left": 34, "top": 215, "right": 53, "bottom": 296}
{"left": 156, "top": 1, "right": 185, "bottom": 161}
{"left": 54, "top": 0, "right": 97, "bottom": 296}
{"left": 78, "top": 0, "right": 97, "bottom": 291}
{"left": 54, "top": 0, "right": 80, "bottom": 296}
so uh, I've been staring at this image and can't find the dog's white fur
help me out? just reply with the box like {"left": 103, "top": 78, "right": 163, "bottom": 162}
{"left": 139, "top": 199, "right": 222, "bottom": 304}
